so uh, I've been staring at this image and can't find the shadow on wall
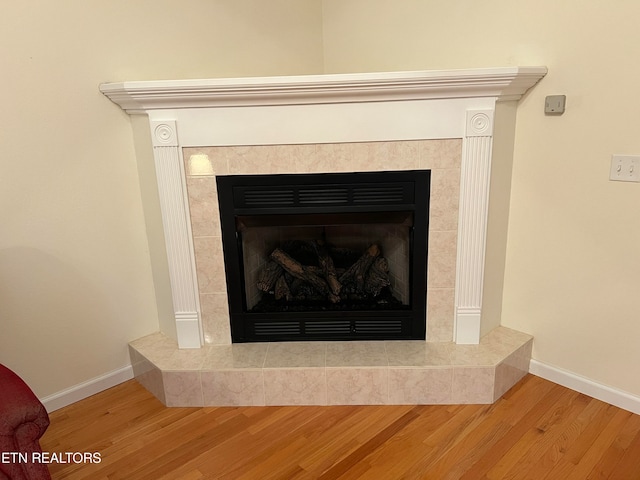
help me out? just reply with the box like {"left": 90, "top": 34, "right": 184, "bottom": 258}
{"left": 0, "top": 247, "right": 122, "bottom": 397}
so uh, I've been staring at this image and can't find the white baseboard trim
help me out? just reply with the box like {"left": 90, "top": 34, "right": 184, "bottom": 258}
{"left": 529, "top": 359, "right": 640, "bottom": 416}
{"left": 41, "top": 365, "right": 134, "bottom": 412}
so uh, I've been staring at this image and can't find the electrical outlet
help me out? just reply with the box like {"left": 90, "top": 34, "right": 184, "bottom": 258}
{"left": 545, "top": 95, "right": 566, "bottom": 114}
{"left": 610, "top": 155, "right": 640, "bottom": 182}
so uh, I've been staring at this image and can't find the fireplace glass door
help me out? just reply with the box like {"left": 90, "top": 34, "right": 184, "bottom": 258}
{"left": 217, "top": 170, "right": 430, "bottom": 342}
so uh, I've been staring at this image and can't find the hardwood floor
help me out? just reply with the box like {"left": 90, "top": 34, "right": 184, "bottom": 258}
{"left": 39, "top": 374, "right": 640, "bottom": 479}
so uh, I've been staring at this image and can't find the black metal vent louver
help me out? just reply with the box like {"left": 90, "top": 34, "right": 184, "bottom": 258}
{"left": 233, "top": 180, "right": 414, "bottom": 211}
{"left": 298, "top": 187, "right": 349, "bottom": 204}
{"left": 303, "top": 320, "right": 352, "bottom": 335}
{"left": 252, "top": 319, "right": 404, "bottom": 338}
{"left": 353, "top": 185, "right": 405, "bottom": 204}
{"left": 354, "top": 319, "right": 403, "bottom": 334}
{"left": 254, "top": 321, "right": 301, "bottom": 336}
{"left": 243, "top": 189, "right": 295, "bottom": 206}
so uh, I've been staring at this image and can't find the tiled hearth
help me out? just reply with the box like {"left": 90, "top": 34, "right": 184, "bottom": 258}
{"left": 130, "top": 326, "right": 532, "bottom": 406}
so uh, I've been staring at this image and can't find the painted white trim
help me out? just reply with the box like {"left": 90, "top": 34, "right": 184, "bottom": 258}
{"left": 454, "top": 110, "right": 494, "bottom": 344}
{"left": 454, "top": 310, "right": 482, "bottom": 344}
{"left": 529, "top": 359, "right": 640, "bottom": 415}
{"left": 160, "top": 98, "right": 487, "bottom": 147}
{"left": 151, "top": 120, "right": 203, "bottom": 349}
{"left": 176, "top": 313, "right": 203, "bottom": 349}
{"left": 40, "top": 365, "right": 133, "bottom": 412}
{"left": 100, "top": 67, "right": 547, "bottom": 113}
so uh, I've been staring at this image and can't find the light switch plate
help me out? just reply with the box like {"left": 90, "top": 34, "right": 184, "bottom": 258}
{"left": 545, "top": 95, "right": 566, "bottom": 114}
{"left": 610, "top": 155, "right": 640, "bottom": 182}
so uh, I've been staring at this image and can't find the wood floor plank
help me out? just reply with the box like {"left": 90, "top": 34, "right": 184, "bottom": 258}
{"left": 545, "top": 407, "right": 633, "bottom": 480}
{"left": 458, "top": 380, "right": 566, "bottom": 479}
{"left": 296, "top": 405, "right": 415, "bottom": 475}
{"left": 483, "top": 384, "right": 583, "bottom": 479}
{"left": 518, "top": 396, "right": 612, "bottom": 480}
{"left": 497, "top": 387, "right": 591, "bottom": 479}
{"left": 585, "top": 412, "right": 640, "bottom": 479}
{"left": 607, "top": 426, "right": 640, "bottom": 479}
{"left": 350, "top": 405, "right": 462, "bottom": 479}
{"left": 211, "top": 407, "right": 359, "bottom": 479}
{"left": 38, "top": 375, "right": 640, "bottom": 480}
{"left": 316, "top": 407, "right": 422, "bottom": 479}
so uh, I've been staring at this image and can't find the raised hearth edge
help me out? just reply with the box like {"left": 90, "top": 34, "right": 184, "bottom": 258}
{"left": 129, "top": 326, "right": 532, "bottom": 406}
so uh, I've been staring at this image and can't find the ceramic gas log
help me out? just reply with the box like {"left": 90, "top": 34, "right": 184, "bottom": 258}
{"left": 256, "top": 241, "right": 394, "bottom": 310}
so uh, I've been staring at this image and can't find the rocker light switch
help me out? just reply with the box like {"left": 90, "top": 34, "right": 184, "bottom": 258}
{"left": 545, "top": 95, "right": 566, "bottom": 114}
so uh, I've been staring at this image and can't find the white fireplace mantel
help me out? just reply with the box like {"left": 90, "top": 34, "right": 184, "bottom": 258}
{"left": 101, "top": 67, "right": 547, "bottom": 348}
{"left": 100, "top": 67, "right": 546, "bottom": 112}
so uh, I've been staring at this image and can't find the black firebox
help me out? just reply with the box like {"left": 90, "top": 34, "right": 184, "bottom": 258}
{"left": 216, "top": 170, "right": 430, "bottom": 342}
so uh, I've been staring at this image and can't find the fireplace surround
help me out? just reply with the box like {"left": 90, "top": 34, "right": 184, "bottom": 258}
{"left": 101, "top": 67, "right": 546, "bottom": 406}
{"left": 101, "top": 67, "right": 547, "bottom": 348}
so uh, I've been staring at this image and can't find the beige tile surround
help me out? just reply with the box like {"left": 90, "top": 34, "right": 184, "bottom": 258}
{"left": 130, "top": 326, "right": 532, "bottom": 406}
{"left": 185, "top": 139, "right": 462, "bottom": 345}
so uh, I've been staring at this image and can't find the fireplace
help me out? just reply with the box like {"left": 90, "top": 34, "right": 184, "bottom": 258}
{"left": 217, "top": 170, "right": 430, "bottom": 342}
{"left": 101, "top": 68, "right": 544, "bottom": 407}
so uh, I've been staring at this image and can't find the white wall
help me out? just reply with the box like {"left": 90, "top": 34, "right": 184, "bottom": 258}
{"left": 322, "top": 0, "right": 640, "bottom": 397}
{"left": 0, "top": 0, "right": 323, "bottom": 399}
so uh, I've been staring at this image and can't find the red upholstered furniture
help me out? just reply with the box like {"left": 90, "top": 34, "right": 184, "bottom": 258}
{"left": 0, "top": 364, "right": 51, "bottom": 480}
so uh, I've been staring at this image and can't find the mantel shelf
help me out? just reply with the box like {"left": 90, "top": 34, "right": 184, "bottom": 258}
{"left": 100, "top": 67, "right": 547, "bottom": 113}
